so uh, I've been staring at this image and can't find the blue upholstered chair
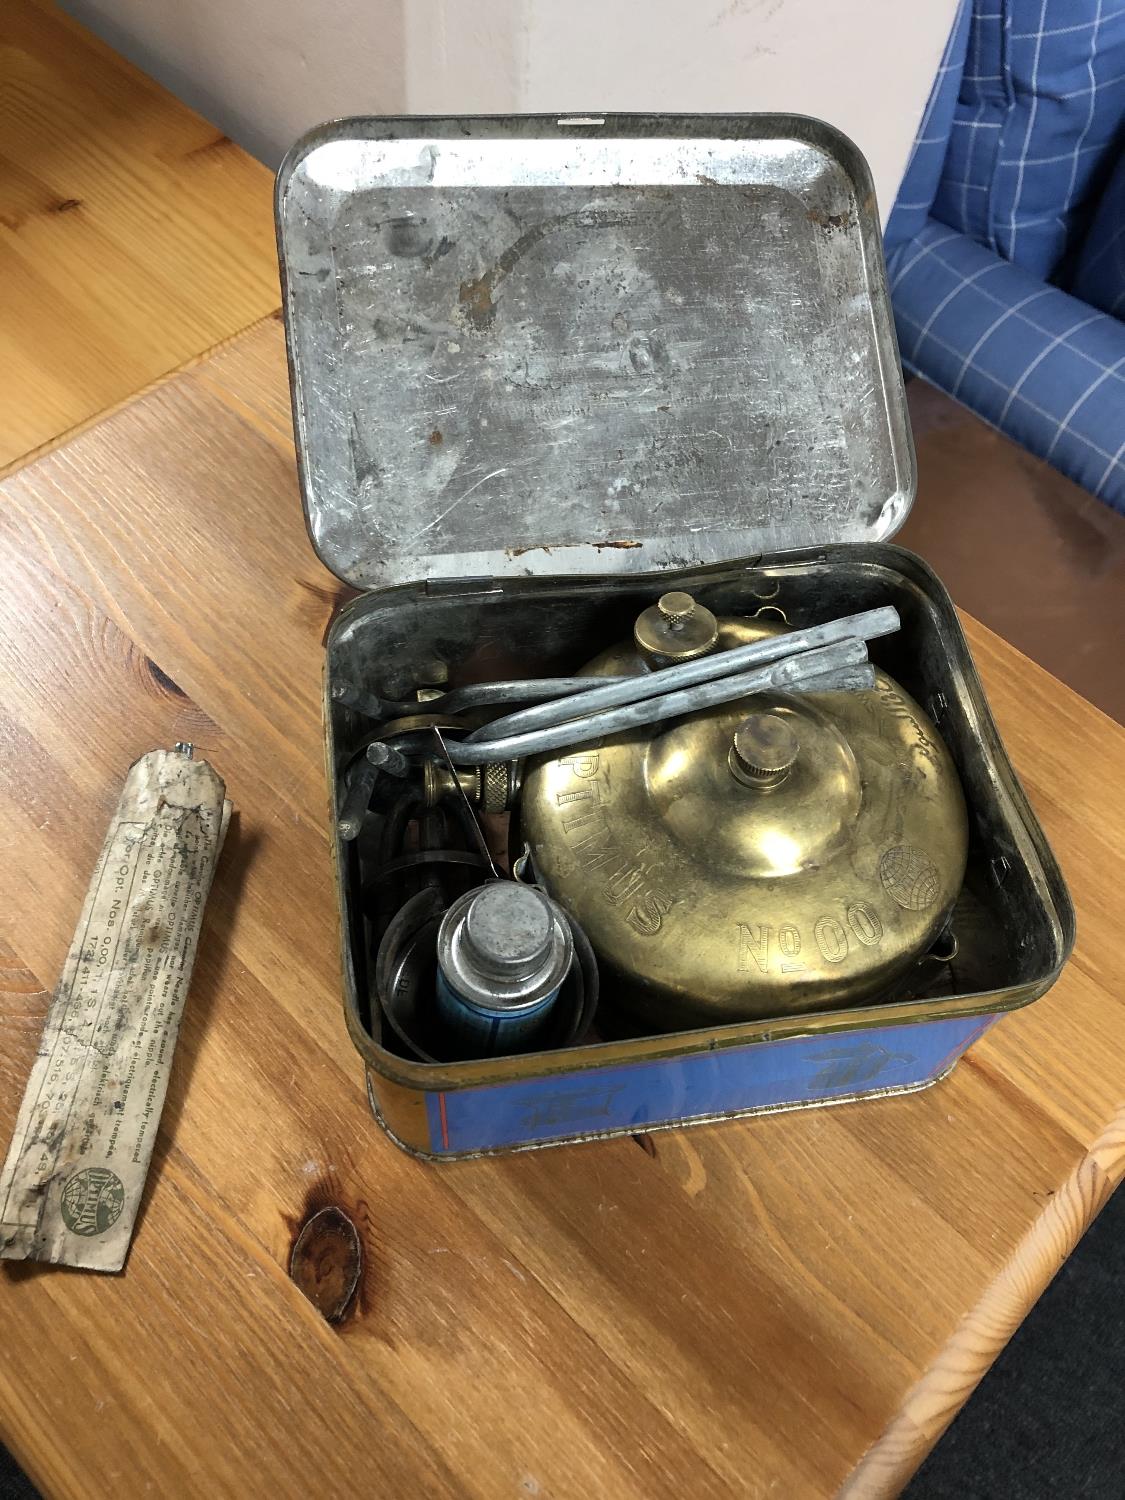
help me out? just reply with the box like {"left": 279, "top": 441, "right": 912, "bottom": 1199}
{"left": 885, "top": 1, "right": 1125, "bottom": 512}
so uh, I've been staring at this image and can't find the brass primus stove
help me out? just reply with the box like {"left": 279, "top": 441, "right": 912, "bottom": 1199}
{"left": 520, "top": 590, "right": 968, "bottom": 1036}
{"left": 276, "top": 113, "right": 1074, "bottom": 1158}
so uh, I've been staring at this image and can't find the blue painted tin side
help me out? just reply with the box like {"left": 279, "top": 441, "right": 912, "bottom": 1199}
{"left": 422, "top": 1013, "right": 998, "bottom": 1154}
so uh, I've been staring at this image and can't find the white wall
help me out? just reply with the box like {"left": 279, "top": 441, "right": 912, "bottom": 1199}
{"left": 62, "top": 0, "right": 957, "bottom": 221}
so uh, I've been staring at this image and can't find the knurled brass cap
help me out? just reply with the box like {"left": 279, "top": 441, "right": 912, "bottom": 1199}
{"left": 658, "top": 591, "right": 696, "bottom": 627}
{"left": 480, "top": 762, "right": 511, "bottom": 814}
{"left": 729, "top": 712, "right": 800, "bottom": 789}
{"left": 634, "top": 591, "right": 720, "bottom": 663}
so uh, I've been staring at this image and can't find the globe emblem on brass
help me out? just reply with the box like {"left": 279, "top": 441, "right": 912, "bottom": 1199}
{"left": 879, "top": 844, "right": 940, "bottom": 911}
{"left": 60, "top": 1168, "right": 125, "bottom": 1238}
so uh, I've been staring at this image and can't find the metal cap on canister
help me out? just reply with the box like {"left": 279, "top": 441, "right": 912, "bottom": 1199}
{"left": 436, "top": 882, "right": 574, "bottom": 1016}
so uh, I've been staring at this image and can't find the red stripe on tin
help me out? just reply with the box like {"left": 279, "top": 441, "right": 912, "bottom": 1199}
{"left": 438, "top": 1091, "right": 450, "bottom": 1150}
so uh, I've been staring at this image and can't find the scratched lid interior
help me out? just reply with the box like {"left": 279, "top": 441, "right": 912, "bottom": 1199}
{"left": 277, "top": 114, "right": 915, "bottom": 592}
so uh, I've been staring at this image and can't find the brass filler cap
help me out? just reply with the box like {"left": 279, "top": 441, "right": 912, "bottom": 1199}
{"left": 729, "top": 712, "right": 800, "bottom": 789}
{"left": 634, "top": 591, "right": 720, "bottom": 664}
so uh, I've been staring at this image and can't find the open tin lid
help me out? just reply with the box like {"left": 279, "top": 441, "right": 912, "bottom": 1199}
{"left": 277, "top": 114, "right": 915, "bottom": 592}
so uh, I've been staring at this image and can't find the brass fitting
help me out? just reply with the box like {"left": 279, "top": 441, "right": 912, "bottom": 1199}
{"left": 423, "top": 759, "right": 514, "bottom": 812}
{"left": 728, "top": 712, "right": 800, "bottom": 789}
{"left": 634, "top": 590, "right": 720, "bottom": 664}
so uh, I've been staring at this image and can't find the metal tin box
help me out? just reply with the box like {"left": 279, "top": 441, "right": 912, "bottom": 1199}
{"left": 276, "top": 114, "right": 1074, "bottom": 1159}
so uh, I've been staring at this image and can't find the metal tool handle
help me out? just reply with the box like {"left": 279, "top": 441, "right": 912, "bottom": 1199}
{"left": 467, "top": 605, "right": 899, "bottom": 746}
{"left": 439, "top": 678, "right": 620, "bottom": 714}
{"left": 443, "top": 639, "right": 872, "bottom": 764}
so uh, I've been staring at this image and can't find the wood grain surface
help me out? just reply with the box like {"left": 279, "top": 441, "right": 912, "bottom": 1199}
{"left": 2, "top": 317, "right": 1124, "bottom": 1499}
{"left": 0, "top": 0, "right": 278, "bottom": 472}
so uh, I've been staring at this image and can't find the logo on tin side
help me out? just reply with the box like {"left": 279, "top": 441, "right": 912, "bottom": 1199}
{"left": 60, "top": 1168, "right": 125, "bottom": 1237}
{"left": 809, "top": 1042, "right": 915, "bottom": 1091}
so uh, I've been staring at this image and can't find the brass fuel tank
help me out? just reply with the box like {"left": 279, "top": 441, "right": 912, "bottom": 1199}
{"left": 521, "top": 599, "right": 969, "bottom": 1031}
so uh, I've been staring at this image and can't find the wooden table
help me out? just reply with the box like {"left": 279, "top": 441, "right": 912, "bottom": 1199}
{"left": 0, "top": 0, "right": 278, "bottom": 471}
{"left": 2, "top": 316, "right": 1124, "bottom": 1499}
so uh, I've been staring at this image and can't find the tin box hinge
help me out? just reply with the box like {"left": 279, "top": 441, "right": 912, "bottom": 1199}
{"left": 423, "top": 577, "right": 504, "bottom": 599}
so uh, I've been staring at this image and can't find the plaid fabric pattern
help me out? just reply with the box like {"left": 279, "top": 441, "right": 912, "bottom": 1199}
{"left": 884, "top": 1, "right": 972, "bottom": 251}
{"left": 891, "top": 220, "right": 1125, "bottom": 509}
{"left": 885, "top": 0, "right": 1125, "bottom": 511}
{"left": 1073, "top": 147, "right": 1125, "bottom": 314}
{"left": 934, "top": 0, "right": 1125, "bottom": 277}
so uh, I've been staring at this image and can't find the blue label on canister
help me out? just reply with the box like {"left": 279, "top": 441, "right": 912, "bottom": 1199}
{"left": 434, "top": 969, "right": 560, "bottom": 1056}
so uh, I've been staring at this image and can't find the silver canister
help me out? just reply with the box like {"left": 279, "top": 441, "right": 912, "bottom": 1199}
{"left": 435, "top": 883, "right": 574, "bottom": 1056}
